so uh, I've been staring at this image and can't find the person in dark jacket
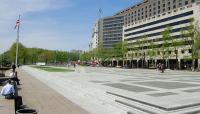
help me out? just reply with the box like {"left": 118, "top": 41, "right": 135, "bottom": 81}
{"left": 12, "top": 64, "right": 16, "bottom": 72}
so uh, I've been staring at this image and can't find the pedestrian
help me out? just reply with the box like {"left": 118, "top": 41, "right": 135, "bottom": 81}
{"left": 156, "top": 63, "right": 160, "bottom": 71}
{"left": 0, "top": 80, "right": 15, "bottom": 99}
{"left": 12, "top": 64, "right": 16, "bottom": 72}
{"left": 157, "top": 63, "right": 161, "bottom": 72}
{"left": 161, "top": 63, "right": 165, "bottom": 73}
{"left": 9, "top": 71, "right": 20, "bottom": 85}
{"left": 73, "top": 63, "right": 76, "bottom": 68}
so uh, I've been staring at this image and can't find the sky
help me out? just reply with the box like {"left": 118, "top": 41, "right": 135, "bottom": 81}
{"left": 0, "top": 0, "right": 141, "bottom": 54}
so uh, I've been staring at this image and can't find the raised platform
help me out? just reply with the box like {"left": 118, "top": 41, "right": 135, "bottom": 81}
{"left": 0, "top": 87, "right": 15, "bottom": 114}
{"left": 18, "top": 68, "right": 90, "bottom": 114}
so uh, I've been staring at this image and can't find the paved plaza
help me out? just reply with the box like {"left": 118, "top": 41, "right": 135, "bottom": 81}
{"left": 22, "top": 66, "right": 200, "bottom": 114}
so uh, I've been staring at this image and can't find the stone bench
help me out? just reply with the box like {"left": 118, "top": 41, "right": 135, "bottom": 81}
{"left": 0, "top": 87, "right": 15, "bottom": 114}
{"left": 0, "top": 77, "right": 12, "bottom": 85}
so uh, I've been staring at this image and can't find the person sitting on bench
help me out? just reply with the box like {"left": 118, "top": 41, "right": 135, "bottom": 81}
{"left": 9, "top": 71, "right": 20, "bottom": 85}
{"left": 0, "top": 80, "right": 15, "bottom": 99}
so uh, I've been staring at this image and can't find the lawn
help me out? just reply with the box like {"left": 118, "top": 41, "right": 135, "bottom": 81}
{"left": 32, "top": 66, "right": 74, "bottom": 72}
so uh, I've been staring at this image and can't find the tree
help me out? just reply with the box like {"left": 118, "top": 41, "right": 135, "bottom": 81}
{"left": 137, "top": 35, "right": 148, "bottom": 68}
{"left": 8, "top": 42, "right": 27, "bottom": 64}
{"left": 147, "top": 39, "right": 156, "bottom": 67}
{"left": 181, "top": 19, "right": 200, "bottom": 70}
{"left": 161, "top": 27, "right": 173, "bottom": 68}
{"left": 80, "top": 52, "right": 92, "bottom": 61}
{"left": 112, "top": 41, "right": 128, "bottom": 67}
{"left": 171, "top": 31, "right": 185, "bottom": 69}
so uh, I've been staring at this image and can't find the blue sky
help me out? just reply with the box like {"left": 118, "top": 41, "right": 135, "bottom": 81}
{"left": 0, "top": 0, "right": 141, "bottom": 53}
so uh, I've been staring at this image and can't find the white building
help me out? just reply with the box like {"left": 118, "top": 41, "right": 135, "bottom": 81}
{"left": 90, "top": 21, "right": 99, "bottom": 50}
{"left": 116, "top": 0, "right": 200, "bottom": 69}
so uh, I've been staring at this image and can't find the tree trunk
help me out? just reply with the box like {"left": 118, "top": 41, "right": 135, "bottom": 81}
{"left": 167, "top": 59, "right": 170, "bottom": 69}
{"left": 178, "top": 59, "right": 181, "bottom": 70}
{"left": 192, "top": 59, "right": 195, "bottom": 71}
{"left": 123, "top": 60, "right": 125, "bottom": 68}
{"left": 176, "top": 53, "right": 178, "bottom": 69}
{"left": 198, "top": 59, "right": 200, "bottom": 71}
{"left": 23, "top": 58, "right": 26, "bottom": 65}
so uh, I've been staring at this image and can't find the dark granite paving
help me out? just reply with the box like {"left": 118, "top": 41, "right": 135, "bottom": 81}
{"left": 135, "top": 81, "right": 200, "bottom": 89}
{"left": 104, "top": 83, "right": 156, "bottom": 92}
{"left": 90, "top": 81, "right": 110, "bottom": 83}
{"left": 183, "top": 88, "right": 200, "bottom": 93}
{"left": 147, "top": 92, "right": 177, "bottom": 97}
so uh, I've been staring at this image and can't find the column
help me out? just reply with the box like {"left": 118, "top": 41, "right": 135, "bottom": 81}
{"left": 178, "top": 59, "right": 181, "bottom": 70}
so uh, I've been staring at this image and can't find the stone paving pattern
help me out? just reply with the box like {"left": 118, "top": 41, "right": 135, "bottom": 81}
{"left": 0, "top": 95, "right": 15, "bottom": 114}
{"left": 21, "top": 66, "right": 200, "bottom": 114}
{"left": 18, "top": 69, "right": 90, "bottom": 114}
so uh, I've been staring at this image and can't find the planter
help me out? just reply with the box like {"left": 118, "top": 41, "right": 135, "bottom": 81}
{"left": 16, "top": 109, "right": 37, "bottom": 114}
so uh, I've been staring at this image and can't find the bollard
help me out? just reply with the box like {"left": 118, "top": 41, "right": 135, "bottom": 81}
{"left": 16, "top": 109, "right": 37, "bottom": 114}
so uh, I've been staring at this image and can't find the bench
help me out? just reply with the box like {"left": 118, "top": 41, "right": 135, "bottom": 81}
{"left": 0, "top": 77, "right": 12, "bottom": 85}
{"left": 0, "top": 87, "right": 15, "bottom": 114}
{"left": 0, "top": 67, "right": 11, "bottom": 77}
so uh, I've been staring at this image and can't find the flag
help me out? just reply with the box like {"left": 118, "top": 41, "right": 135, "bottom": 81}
{"left": 99, "top": 8, "right": 102, "bottom": 14}
{"left": 14, "top": 19, "right": 20, "bottom": 29}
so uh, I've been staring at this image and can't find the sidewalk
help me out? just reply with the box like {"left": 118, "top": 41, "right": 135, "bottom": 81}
{"left": 18, "top": 68, "right": 90, "bottom": 114}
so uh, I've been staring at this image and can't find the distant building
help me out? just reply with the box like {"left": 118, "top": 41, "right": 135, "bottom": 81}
{"left": 70, "top": 50, "right": 83, "bottom": 54}
{"left": 91, "top": 0, "right": 200, "bottom": 69}
{"left": 101, "top": 15, "right": 124, "bottom": 48}
{"left": 118, "top": 0, "right": 200, "bottom": 69}
{"left": 91, "top": 15, "right": 124, "bottom": 49}
{"left": 90, "top": 20, "right": 102, "bottom": 50}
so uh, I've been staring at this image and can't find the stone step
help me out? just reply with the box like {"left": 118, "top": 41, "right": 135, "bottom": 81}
{"left": 107, "top": 91, "right": 200, "bottom": 114}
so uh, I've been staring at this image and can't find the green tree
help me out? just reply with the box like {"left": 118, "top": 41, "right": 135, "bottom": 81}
{"left": 147, "top": 39, "right": 156, "bottom": 68}
{"left": 181, "top": 19, "right": 200, "bottom": 70}
{"left": 161, "top": 27, "right": 173, "bottom": 68}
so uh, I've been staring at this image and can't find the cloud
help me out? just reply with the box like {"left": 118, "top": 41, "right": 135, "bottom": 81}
{"left": 0, "top": 0, "right": 71, "bottom": 53}
{"left": 0, "top": 0, "right": 69, "bottom": 19}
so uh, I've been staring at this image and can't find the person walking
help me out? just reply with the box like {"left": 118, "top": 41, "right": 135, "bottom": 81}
{"left": 161, "top": 63, "right": 165, "bottom": 73}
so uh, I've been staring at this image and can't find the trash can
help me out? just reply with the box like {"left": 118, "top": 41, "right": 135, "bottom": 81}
{"left": 16, "top": 109, "right": 37, "bottom": 114}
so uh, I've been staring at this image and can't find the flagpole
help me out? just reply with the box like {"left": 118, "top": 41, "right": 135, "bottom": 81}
{"left": 15, "top": 15, "right": 20, "bottom": 66}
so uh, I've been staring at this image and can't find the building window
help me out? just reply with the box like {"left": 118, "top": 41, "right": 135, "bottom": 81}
{"left": 173, "top": 5, "right": 176, "bottom": 9}
{"left": 189, "top": 49, "right": 192, "bottom": 53}
{"left": 149, "top": 5, "right": 151, "bottom": 8}
{"left": 175, "top": 50, "right": 178, "bottom": 54}
{"left": 163, "top": 4, "right": 166, "bottom": 7}
{"left": 181, "top": 50, "right": 185, "bottom": 54}
{"left": 163, "top": 8, "right": 166, "bottom": 12}
{"left": 185, "top": 1, "right": 189, "bottom": 5}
